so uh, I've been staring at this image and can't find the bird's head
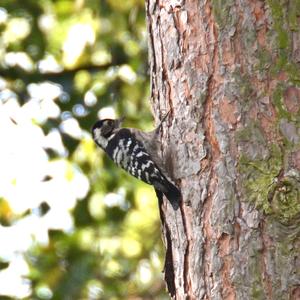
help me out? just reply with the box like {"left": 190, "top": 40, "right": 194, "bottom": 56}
{"left": 92, "top": 118, "right": 124, "bottom": 148}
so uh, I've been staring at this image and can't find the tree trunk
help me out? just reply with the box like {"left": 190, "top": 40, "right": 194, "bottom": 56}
{"left": 146, "top": 0, "right": 300, "bottom": 299}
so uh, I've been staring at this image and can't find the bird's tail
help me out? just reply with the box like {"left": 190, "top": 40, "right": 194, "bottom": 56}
{"left": 155, "top": 178, "right": 181, "bottom": 210}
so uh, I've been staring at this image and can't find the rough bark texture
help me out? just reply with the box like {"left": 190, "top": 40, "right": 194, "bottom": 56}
{"left": 146, "top": 0, "right": 300, "bottom": 299}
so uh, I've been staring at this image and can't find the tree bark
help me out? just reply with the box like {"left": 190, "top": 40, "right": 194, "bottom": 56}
{"left": 146, "top": 0, "right": 300, "bottom": 299}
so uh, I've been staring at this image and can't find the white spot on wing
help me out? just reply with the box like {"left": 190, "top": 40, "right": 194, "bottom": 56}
{"left": 145, "top": 172, "right": 150, "bottom": 183}
{"left": 132, "top": 144, "right": 139, "bottom": 154}
{"left": 116, "top": 149, "right": 123, "bottom": 165}
{"left": 113, "top": 148, "right": 118, "bottom": 161}
{"left": 137, "top": 169, "right": 142, "bottom": 179}
{"left": 107, "top": 133, "right": 116, "bottom": 142}
{"left": 142, "top": 160, "right": 153, "bottom": 170}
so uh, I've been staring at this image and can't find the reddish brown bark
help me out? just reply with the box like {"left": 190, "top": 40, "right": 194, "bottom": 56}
{"left": 146, "top": 0, "right": 300, "bottom": 299}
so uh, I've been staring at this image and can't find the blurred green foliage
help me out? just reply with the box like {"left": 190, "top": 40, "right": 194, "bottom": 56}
{"left": 0, "top": 0, "right": 167, "bottom": 299}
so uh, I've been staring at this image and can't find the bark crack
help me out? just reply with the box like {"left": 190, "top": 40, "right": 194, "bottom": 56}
{"left": 201, "top": 17, "right": 220, "bottom": 300}
{"left": 180, "top": 205, "right": 191, "bottom": 297}
{"left": 157, "top": 190, "right": 176, "bottom": 297}
{"left": 218, "top": 233, "right": 236, "bottom": 300}
{"left": 260, "top": 220, "right": 273, "bottom": 300}
{"left": 157, "top": 15, "right": 173, "bottom": 112}
{"left": 146, "top": 0, "right": 158, "bottom": 108}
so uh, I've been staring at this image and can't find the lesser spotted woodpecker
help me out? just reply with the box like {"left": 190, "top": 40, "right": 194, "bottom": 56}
{"left": 92, "top": 117, "right": 181, "bottom": 210}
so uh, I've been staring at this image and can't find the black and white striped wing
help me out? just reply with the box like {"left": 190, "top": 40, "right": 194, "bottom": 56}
{"left": 106, "top": 129, "right": 161, "bottom": 184}
{"left": 105, "top": 128, "right": 181, "bottom": 209}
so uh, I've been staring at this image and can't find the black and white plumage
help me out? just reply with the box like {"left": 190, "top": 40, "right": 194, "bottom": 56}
{"left": 92, "top": 118, "right": 181, "bottom": 210}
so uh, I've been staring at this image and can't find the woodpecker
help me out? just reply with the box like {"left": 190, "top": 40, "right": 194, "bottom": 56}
{"left": 91, "top": 116, "right": 181, "bottom": 210}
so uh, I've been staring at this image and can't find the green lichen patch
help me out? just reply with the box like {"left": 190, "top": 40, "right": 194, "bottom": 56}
{"left": 270, "top": 177, "right": 300, "bottom": 225}
{"left": 231, "top": 71, "right": 255, "bottom": 107}
{"left": 250, "top": 262, "right": 265, "bottom": 300}
{"left": 267, "top": 0, "right": 290, "bottom": 49}
{"left": 288, "top": 0, "right": 300, "bottom": 31}
{"left": 273, "top": 84, "right": 290, "bottom": 119}
{"left": 239, "top": 144, "right": 282, "bottom": 214}
{"left": 255, "top": 48, "right": 272, "bottom": 73}
{"left": 267, "top": 0, "right": 300, "bottom": 82}
{"left": 239, "top": 138, "right": 300, "bottom": 224}
{"left": 211, "top": 0, "right": 236, "bottom": 29}
{"left": 272, "top": 84, "right": 300, "bottom": 148}
{"left": 237, "top": 122, "right": 270, "bottom": 160}
{"left": 284, "top": 63, "right": 300, "bottom": 85}
{"left": 270, "top": 57, "right": 300, "bottom": 84}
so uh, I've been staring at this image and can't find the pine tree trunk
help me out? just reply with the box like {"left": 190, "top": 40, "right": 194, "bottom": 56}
{"left": 146, "top": 0, "right": 300, "bottom": 299}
